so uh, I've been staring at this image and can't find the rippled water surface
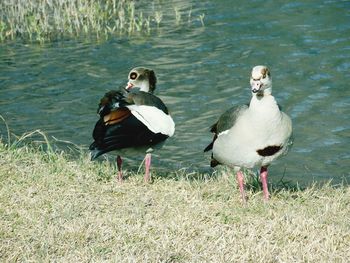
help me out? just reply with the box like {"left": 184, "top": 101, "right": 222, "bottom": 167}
{"left": 1, "top": 0, "right": 349, "bottom": 184}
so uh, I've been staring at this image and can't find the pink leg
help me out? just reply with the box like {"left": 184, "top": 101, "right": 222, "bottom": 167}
{"left": 236, "top": 170, "right": 247, "bottom": 203}
{"left": 144, "top": 153, "right": 152, "bottom": 183}
{"left": 116, "top": 155, "right": 123, "bottom": 182}
{"left": 260, "top": 166, "right": 269, "bottom": 201}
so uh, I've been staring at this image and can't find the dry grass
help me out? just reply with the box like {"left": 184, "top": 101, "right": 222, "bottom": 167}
{"left": 0, "top": 138, "right": 349, "bottom": 262}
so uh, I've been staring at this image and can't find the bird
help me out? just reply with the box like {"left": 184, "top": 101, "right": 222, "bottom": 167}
{"left": 204, "top": 65, "right": 292, "bottom": 202}
{"left": 89, "top": 67, "right": 175, "bottom": 182}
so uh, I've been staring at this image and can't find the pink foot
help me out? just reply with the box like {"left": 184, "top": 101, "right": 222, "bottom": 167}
{"left": 144, "top": 153, "right": 152, "bottom": 183}
{"left": 260, "top": 166, "right": 269, "bottom": 201}
{"left": 116, "top": 155, "right": 123, "bottom": 182}
{"left": 236, "top": 170, "right": 247, "bottom": 203}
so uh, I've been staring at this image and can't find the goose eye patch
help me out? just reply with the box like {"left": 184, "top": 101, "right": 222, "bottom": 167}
{"left": 130, "top": 72, "right": 137, "bottom": 80}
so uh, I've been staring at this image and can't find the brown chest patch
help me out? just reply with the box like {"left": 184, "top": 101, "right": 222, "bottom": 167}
{"left": 257, "top": 145, "right": 282, "bottom": 157}
{"left": 103, "top": 108, "right": 131, "bottom": 125}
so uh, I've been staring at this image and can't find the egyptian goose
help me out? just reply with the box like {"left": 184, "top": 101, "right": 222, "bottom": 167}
{"left": 204, "top": 65, "right": 293, "bottom": 201}
{"left": 90, "top": 67, "right": 175, "bottom": 182}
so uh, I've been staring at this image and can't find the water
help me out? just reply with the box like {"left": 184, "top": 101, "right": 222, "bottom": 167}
{"left": 1, "top": 0, "right": 349, "bottom": 184}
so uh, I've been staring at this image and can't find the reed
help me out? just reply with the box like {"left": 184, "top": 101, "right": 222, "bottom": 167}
{"left": 0, "top": 0, "right": 205, "bottom": 42}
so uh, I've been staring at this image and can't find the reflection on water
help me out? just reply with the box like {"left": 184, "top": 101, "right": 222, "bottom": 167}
{"left": 0, "top": 0, "right": 349, "bottom": 184}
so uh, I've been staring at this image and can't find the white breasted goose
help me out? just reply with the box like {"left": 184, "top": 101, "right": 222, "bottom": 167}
{"left": 90, "top": 67, "right": 175, "bottom": 182}
{"left": 204, "top": 65, "right": 292, "bottom": 202}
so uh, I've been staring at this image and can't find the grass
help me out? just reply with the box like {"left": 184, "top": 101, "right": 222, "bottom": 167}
{"left": 0, "top": 129, "right": 350, "bottom": 262}
{"left": 0, "top": 0, "right": 205, "bottom": 43}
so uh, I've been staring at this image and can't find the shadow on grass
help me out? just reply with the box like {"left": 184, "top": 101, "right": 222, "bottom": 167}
{"left": 245, "top": 168, "right": 307, "bottom": 193}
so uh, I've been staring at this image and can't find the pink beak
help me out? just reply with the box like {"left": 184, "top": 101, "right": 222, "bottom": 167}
{"left": 125, "top": 82, "right": 133, "bottom": 91}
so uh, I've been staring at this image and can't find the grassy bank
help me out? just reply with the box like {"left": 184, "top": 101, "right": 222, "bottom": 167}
{"left": 0, "top": 0, "right": 205, "bottom": 42}
{"left": 0, "top": 139, "right": 349, "bottom": 262}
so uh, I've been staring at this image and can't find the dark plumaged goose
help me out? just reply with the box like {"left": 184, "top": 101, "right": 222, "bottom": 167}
{"left": 204, "top": 65, "right": 293, "bottom": 202}
{"left": 90, "top": 67, "right": 175, "bottom": 182}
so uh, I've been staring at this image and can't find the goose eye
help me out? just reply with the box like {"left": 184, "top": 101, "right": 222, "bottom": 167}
{"left": 130, "top": 72, "right": 137, "bottom": 80}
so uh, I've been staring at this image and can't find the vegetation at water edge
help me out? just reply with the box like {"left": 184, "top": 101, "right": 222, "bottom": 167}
{"left": 0, "top": 0, "right": 205, "bottom": 42}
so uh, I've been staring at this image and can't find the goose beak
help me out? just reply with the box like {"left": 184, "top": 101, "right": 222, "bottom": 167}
{"left": 251, "top": 81, "right": 262, "bottom": 93}
{"left": 125, "top": 82, "right": 133, "bottom": 91}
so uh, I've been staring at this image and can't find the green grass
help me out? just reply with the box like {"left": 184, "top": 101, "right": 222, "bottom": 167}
{"left": 0, "top": 0, "right": 205, "bottom": 43}
{"left": 0, "top": 133, "right": 349, "bottom": 262}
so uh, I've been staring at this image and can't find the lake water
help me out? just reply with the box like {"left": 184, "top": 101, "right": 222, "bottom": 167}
{"left": 0, "top": 0, "right": 349, "bottom": 184}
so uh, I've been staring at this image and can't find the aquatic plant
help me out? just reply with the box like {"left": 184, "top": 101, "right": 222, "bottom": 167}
{"left": 0, "top": 0, "right": 205, "bottom": 42}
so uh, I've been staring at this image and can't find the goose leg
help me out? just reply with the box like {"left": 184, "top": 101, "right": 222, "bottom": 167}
{"left": 236, "top": 170, "right": 246, "bottom": 203}
{"left": 116, "top": 155, "right": 123, "bottom": 182}
{"left": 144, "top": 153, "right": 152, "bottom": 183}
{"left": 260, "top": 166, "right": 269, "bottom": 201}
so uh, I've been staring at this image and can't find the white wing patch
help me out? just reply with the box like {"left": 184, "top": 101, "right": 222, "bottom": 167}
{"left": 128, "top": 105, "right": 175, "bottom": 137}
{"left": 218, "top": 129, "right": 230, "bottom": 136}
